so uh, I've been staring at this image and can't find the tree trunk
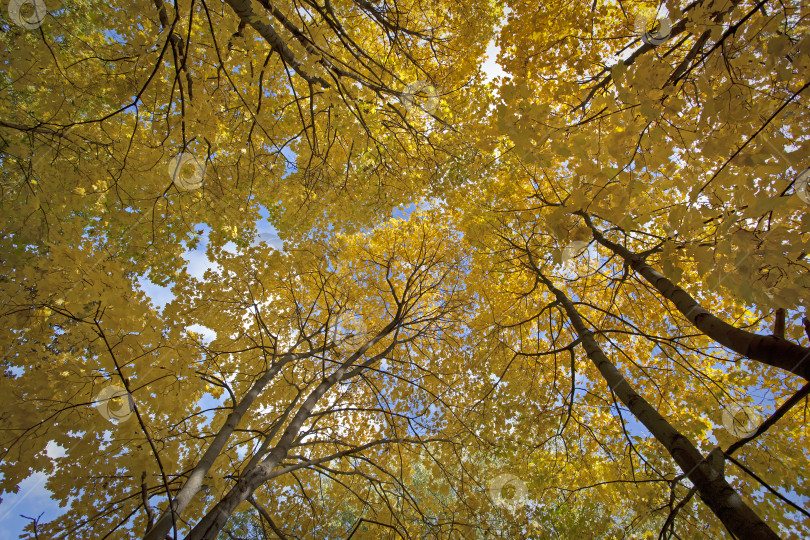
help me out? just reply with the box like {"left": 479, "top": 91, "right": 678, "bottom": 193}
{"left": 143, "top": 351, "right": 306, "bottom": 540}
{"left": 185, "top": 329, "right": 398, "bottom": 540}
{"left": 535, "top": 268, "right": 781, "bottom": 540}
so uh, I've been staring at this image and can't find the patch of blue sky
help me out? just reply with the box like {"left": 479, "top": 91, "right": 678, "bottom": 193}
{"left": 0, "top": 471, "right": 66, "bottom": 540}
{"left": 0, "top": 442, "right": 68, "bottom": 539}
{"left": 392, "top": 202, "right": 418, "bottom": 220}
{"left": 103, "top": 28, "right": 127, "bottom": 44}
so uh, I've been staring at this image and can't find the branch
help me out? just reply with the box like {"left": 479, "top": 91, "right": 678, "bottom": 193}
{"left": 725, "top": 454, "right": 810, "bottom": 520}
{"left": 141, "top": 472, "right": 156, "bottom": 535}
{"left": 773, "top": 308, "right": 785, "bottom": 339}
{"left": 346, "top": 518, "right": 403, "bottom": 539}
{"left": 143, "top": 349, "right": 313, "bottom": 540}
{"left": 725, "top": 381, "right": 810, "bottom": 456}
{"left": 248, "top": 496, "right": 288, "bottom": 540}
{"left": 185, "top": 320, "right": 402, "bottom": 540}
{"left": 222, "top": 0, "right": 331, "bottom": 87}
{"left": 578, "top": 211, "right": 810, "bottom": 380}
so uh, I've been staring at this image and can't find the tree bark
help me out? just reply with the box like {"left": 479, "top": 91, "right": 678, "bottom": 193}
{"left": 143, "top": 351, "right": 310, "bottom": 540}
{"left": 773, "top": 308, "right": 785, "bottom": 339}
{"left": 223, "top": 0, "right": 330, "bottom": 87}
{"left": 185, "top": 326, "right": 398, "bottom": 540}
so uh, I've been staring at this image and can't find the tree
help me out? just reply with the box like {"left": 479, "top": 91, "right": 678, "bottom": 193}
{"left": 2, "top": 0, "right": 810, "bottom": 538}
{"left": 1, "top": 0, "right": 494, "bottom": 536}
{"left": 444, "top": 0, "right": 810, "bottom": 536}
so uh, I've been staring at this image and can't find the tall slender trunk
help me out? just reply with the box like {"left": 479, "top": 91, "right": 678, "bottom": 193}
{"left": 534, "top": 268, "right": 780, "bottom": 539}
{"left": 185, "top": 327, "right": 398, "bottom": 540}
{"left": 143, "top": 351, "right": 307, "bottom": 540}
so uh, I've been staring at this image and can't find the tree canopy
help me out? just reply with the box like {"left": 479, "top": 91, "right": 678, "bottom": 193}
{"left": 1, "top": 0, "right": 809, "bottom": 538}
